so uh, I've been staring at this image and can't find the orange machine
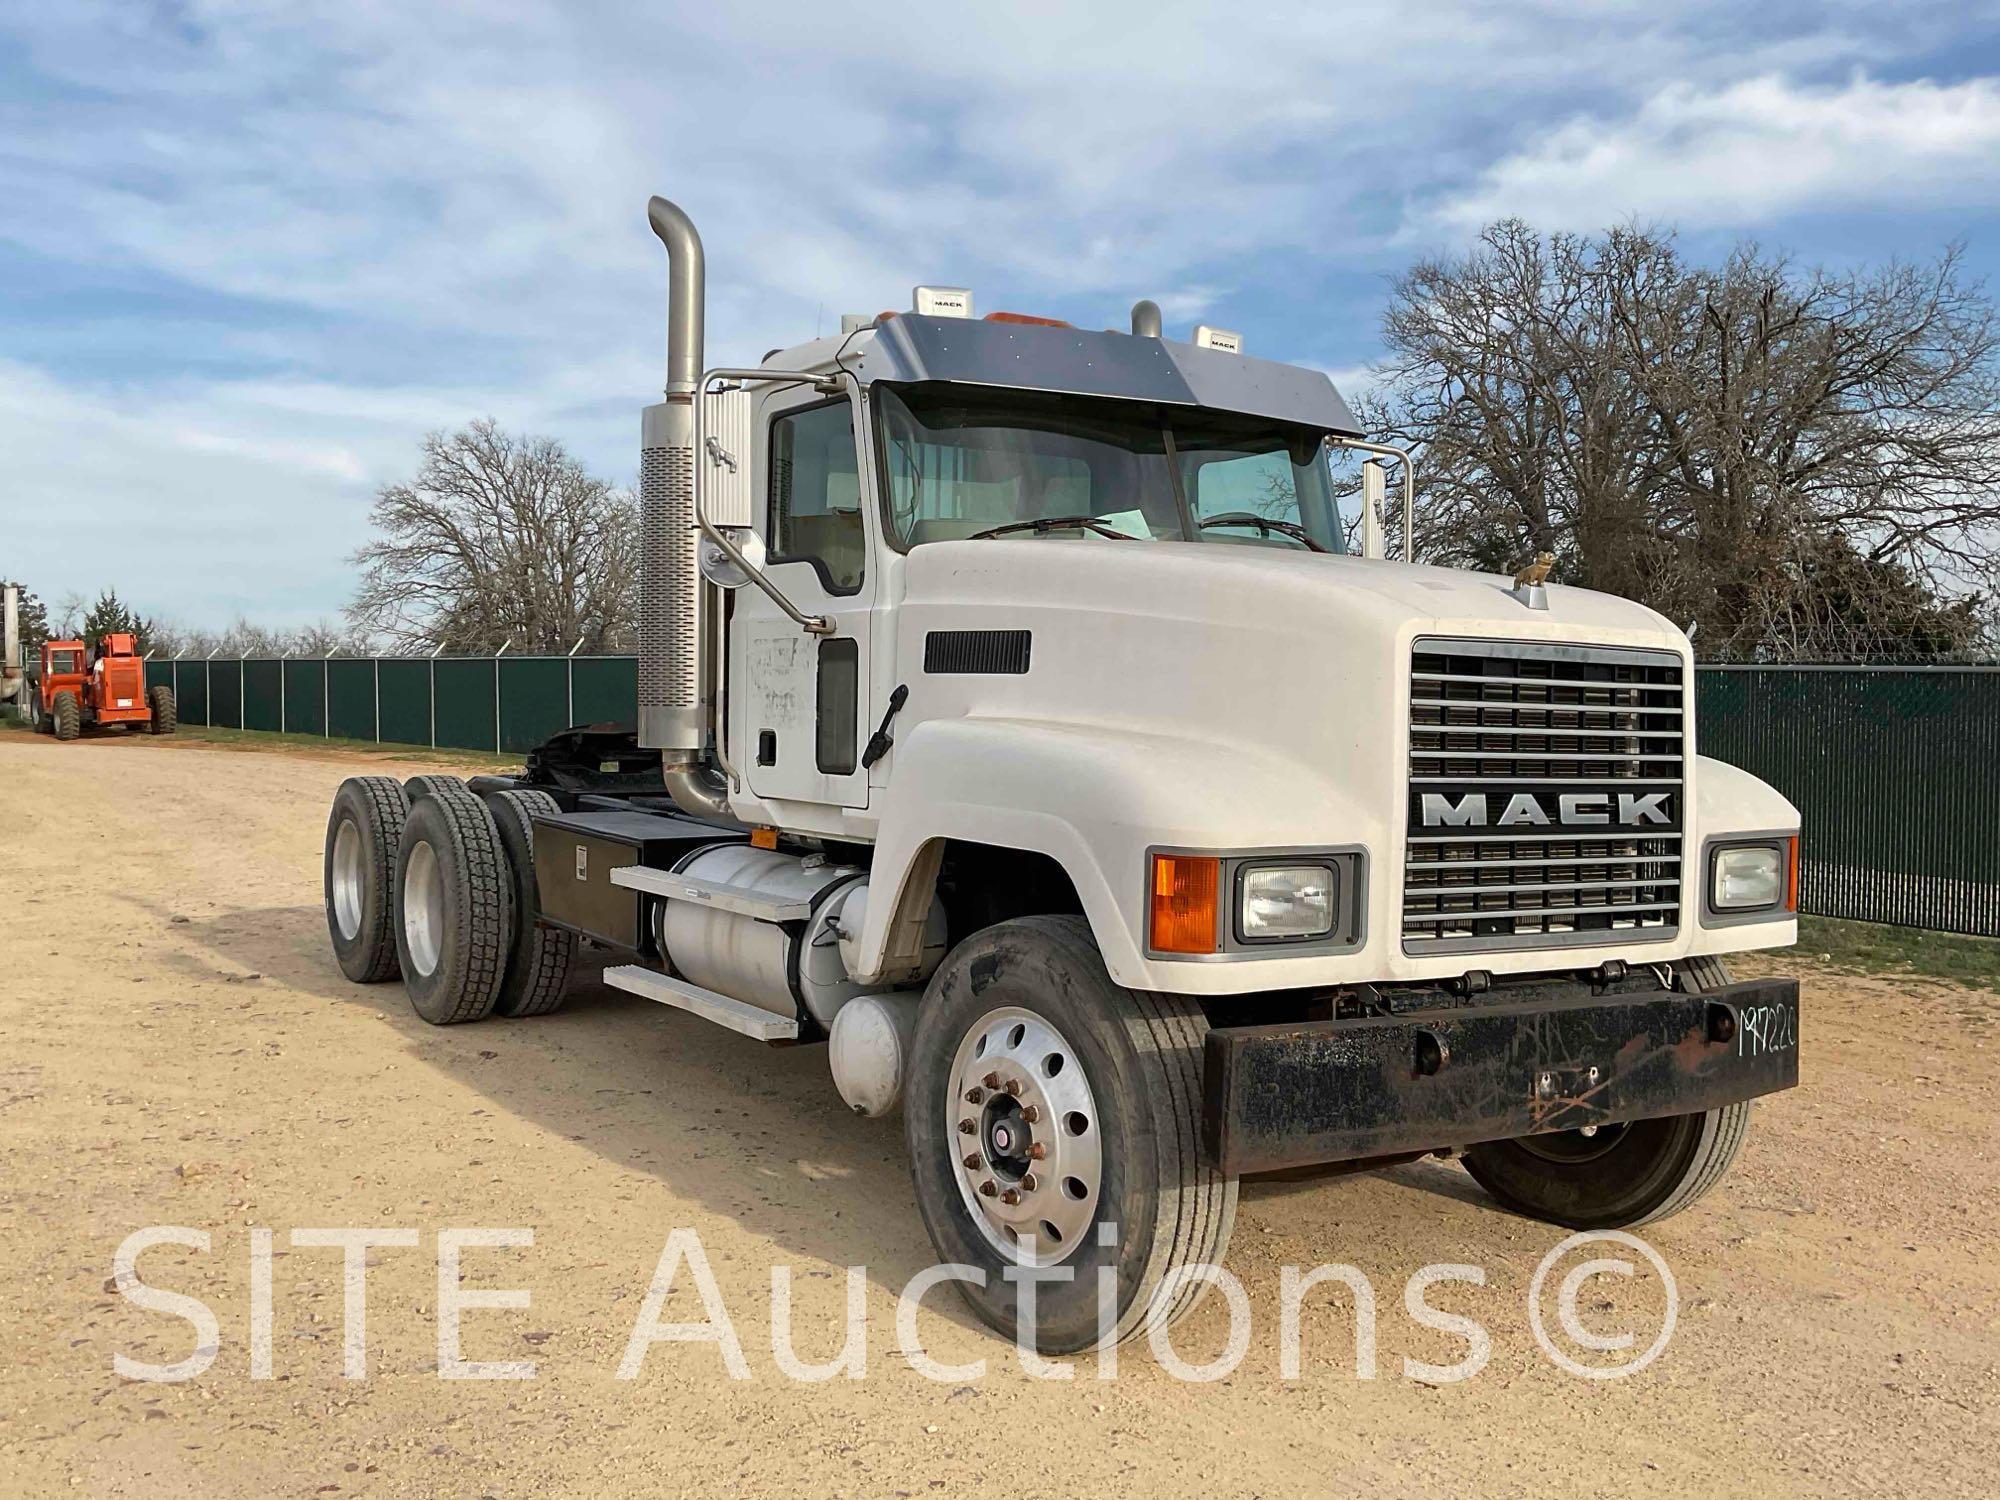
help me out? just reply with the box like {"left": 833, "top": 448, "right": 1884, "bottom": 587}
{"left": 35, "top": 632, "right": 175, "bottom": 741}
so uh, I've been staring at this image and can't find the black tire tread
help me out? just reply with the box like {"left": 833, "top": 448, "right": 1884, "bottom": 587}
{"left": 1124, "top": 980, "right": 1239, "bottom": 1338}
{"left": 1633, "top": 955, "right": 1752, "bottom": 1225}
{"left": 327, "top": 775, "right": 409, "bottom": 983}
{"left": 148, "top": 685, "right": 177, "bottom": 735}
{"left": 53, "top": 691, "right": 79, "bottom": 740}
{"left": 910, "top": 915, "right": 1238, "bottom": 1351}
{"left": 482, "top": 788, "right": 576, "bottom": 1018}
{"left": 398, "top": 780, "right": 511, "bottom": 1025}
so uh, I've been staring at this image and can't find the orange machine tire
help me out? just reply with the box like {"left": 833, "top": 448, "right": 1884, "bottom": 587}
{"left": 52, "top": 692, "right": 80, "bottom": 741}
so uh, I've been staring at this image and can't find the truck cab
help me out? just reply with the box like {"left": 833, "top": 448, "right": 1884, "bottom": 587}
{"left": 321, "top": 195, "right": 1802, "bottom": 1356}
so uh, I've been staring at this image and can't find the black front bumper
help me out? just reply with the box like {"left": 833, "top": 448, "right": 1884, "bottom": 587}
{"left": 1203, "top": 977, "right": 1800, "bottom": 1174}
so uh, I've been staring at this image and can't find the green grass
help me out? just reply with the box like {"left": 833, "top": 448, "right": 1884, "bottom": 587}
{"left": 1, "top": 712, "right": 519, "bottom": 770}
{"left": 1787, "top": 914, "right": 2000, "bottom": 992}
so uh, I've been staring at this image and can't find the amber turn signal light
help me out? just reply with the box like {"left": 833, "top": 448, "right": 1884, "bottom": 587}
{"left": 1785, "top": 835, "right": 1800, "bottom": 913}
{"left": 1150, "top": 853, "right": 1220, "bottom": 954}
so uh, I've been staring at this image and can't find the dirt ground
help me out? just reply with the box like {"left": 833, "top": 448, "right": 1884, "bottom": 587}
{"left": 2, "top": 731, "right": 1995, "bottom": 1498}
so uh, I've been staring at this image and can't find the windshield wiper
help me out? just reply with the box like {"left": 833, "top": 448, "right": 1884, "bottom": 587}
{"left": 968, "top": 515, "right": 1140, "bottom": 541}
{"left": 1196, "top": 512, "right": 1329, "bottom": 552}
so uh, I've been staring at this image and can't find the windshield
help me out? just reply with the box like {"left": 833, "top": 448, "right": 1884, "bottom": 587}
{"left": 875, "top": 385, "right": 1346, "bottom": 554}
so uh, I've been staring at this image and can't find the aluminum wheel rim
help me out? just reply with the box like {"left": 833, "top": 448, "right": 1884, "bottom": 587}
{"left": 946, "top": 1006, "right": 1103, "bottom": 1267}
{"left": 331, "top": 818, "right": 366, "bottom": 941}
{"left": 402, "top": 838, "right": 444, "bottom": 978}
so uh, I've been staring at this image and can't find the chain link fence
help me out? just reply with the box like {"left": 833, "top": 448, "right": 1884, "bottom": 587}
{"left": 131, "top": 654, "right": 1998, "bottom": 937}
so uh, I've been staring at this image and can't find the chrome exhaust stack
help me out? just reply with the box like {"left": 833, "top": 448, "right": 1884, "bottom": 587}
{"left": 639, "top": 196, "right": 732, "bottom": 821}
{"left": 1130, "top": 299, "right": 1163, "bottom": 337}
{"left": 1, "top": 581, "right": 24, "bottom": 706}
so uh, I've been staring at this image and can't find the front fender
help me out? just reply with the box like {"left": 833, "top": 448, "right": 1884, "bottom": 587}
{"left": 850, "top": 716, "right": 1385, "bottom": 987}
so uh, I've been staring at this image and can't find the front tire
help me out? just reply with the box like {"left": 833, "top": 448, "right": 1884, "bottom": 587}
{"left": 904, "top": 916, "right": 1236, "bottom": 1354}
{"left": 1461, "top": 956, "right": 1752, "bottom": 1229}
{"left": 393, "top": 781, "right": 512, "bottom": 1025}
{"left": 53, "top": 691, "right": 79, "bottom": 741}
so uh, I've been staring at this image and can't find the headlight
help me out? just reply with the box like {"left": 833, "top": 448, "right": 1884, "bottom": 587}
{"left": 1239, "top": 863, "right": 1336, "bottom": 940}
{"left": 1711, "top": 845, "right": 1785, "bottom": 911}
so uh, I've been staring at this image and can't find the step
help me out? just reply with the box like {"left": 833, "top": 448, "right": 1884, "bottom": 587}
{"left": 610, "top": 864, "right": 813, "bottom": 922}
{"left": 601, "top": 964, "right": 799, "bottom": 1043}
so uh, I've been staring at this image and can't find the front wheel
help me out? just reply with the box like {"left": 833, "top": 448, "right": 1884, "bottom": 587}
{"left": 1461, "top": 957, "right": 1752, "bottom": 1229}
{"left": 52, "top": 691, "right": 80, "bottom": 741}
{"left": 904, "top": 916, "right": 1236, "bottom": 1355}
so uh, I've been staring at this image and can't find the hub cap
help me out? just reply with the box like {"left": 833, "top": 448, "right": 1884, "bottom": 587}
{"left": 331, "top": 818, "right": 365, "bottom": 942}
{"left": 402, "top": 838, "right": 444, "bottom": 977}
{"left": 947, "top": 1007, "right": 1102, "bottom": 1266}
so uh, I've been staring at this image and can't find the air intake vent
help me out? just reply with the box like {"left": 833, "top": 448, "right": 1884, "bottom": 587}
{"left": 1403, "top": 638, "right": 1686, "bottom": 954}
{"left": 923, "top": 630, "right": 1032, "bottom": 675}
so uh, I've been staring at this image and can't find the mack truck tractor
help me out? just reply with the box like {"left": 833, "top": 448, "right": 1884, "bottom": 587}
{"left": 320, "top": 195, "right": 1802, "bottom": 1354}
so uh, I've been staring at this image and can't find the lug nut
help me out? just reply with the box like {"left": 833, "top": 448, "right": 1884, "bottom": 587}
{"left": 978, "top": 1180, "right": 998, "bottom": 1198}
{"left": 965, "top": 1088, "right": 984, "bottom": 1104}
{"left": 1000, "top": 1188, "right": 1022, "bottom": 1206}
{"left": 957, "top": 1119, "right": 976, "bottom": 1135}
{"left": 1027, "top": 1142, "right": 1047, "bottom": 1160}
{"left": 1021, "top": 1173, "right": 1038, "bottom": 1192}
{"left": 983, "top": 1072, "right": 1002, "bottom": 1090}
{"left": 1003, "top": 1077, "right": 1023, "bottom": 1097}
{"left": 1019, "top": 1104, "right": 1040, "bottom": 1124}
{"left": 963, "top": 1153, "right": 982, "bottom": 1170}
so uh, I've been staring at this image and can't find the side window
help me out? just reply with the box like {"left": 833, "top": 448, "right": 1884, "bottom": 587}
{"left": 770, "top": 400, "right": 865, "bottom": 594}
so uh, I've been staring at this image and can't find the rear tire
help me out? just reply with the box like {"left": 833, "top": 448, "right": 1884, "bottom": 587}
{"left": 1461, "top": 956, "right": 1752, "bottom": 1230}
{"left": 324, "top": 777, "right": 410, "bottom": 983}
{"left": 52, "top": 691, "right": 79, "bottom": 741}
{"left": 394, "top": 781, "right": 512, "bottom": 1025}
{"left": 148, "top": 685, "right": 177, "bottom": 735}
{"left": 480, "top": 788, "right": 577, "bottom": 1017}
{"left": 904, "top": 916, "right": 1237, "bottom": 1354}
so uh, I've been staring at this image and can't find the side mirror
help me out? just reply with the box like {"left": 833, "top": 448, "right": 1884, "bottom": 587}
{"left": 699, "top": 387, "right": 756, "bottom": 529}
{"left": 698, "top": 528, "right": 768, "bottom": 590}
{"left": 1360, "top": 459, "right": 1386, "bottom": 559}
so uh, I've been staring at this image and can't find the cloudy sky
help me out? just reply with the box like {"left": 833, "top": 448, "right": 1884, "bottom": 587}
{"left": 5, "top": 0, "right": 2000, "bottom": 630}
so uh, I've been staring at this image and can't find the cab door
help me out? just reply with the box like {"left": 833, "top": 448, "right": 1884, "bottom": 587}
{"left": 733, "top": 391, "right": 875, "bottom": 810}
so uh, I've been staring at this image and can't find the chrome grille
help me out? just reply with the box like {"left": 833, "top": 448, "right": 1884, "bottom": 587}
{"left": 1403, "top": 638, "right": 1686, "bottom": 953}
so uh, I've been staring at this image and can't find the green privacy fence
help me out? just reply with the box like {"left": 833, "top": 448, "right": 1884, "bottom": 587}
{"left": 143, "top": 654, "right": 640, "bottom": 755}
{"left": 1696, "top": 666, "right": 2000, "bottom": 938}
{"left": 137, "top": 655, "right": 1998, "bottom": 935}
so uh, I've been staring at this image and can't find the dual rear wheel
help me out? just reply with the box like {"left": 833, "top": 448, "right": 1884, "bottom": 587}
{"left": 322, "top": 774, "right": 574, "bottom": 1022}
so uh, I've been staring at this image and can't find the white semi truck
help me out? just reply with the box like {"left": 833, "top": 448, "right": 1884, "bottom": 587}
{"left": 322, "top": 196, "right": 1802, "bottom": 1354}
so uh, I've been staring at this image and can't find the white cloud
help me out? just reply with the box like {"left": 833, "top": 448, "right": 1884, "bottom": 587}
{"left": 1415, "top": 73, "right": 2000, "bottom": 236}
{"left": 0, "top": 3, "right": 1994, "bottom": 626}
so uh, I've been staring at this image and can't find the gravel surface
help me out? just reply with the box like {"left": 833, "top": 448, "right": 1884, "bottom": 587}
{"left": 3, "top": 732, "right": 1995, "bottom": 1497}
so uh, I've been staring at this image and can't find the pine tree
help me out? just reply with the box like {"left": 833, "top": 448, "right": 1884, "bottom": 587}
{"left": 80, "top": 589, "right": 156, "bottom": 655}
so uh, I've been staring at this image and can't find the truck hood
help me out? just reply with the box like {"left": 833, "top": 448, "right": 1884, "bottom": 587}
{"left": 900, "top": 537, "right": 1684, "bottom": 657}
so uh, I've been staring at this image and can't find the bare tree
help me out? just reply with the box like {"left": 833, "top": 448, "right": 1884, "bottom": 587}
{"left": 347, "top": 419, "right": 639, "bottom": 654}
{"left": 1379, "top": 221, "right": 2000, "bottom": 659}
